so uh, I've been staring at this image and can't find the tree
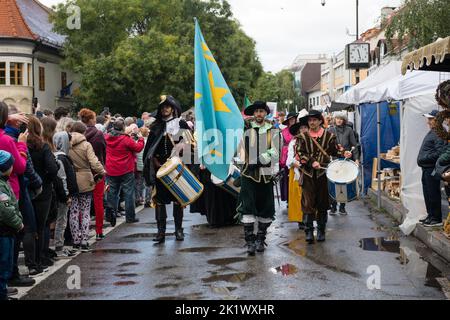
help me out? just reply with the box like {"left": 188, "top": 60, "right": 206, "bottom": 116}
{"left": 50, "top": 0, "right": 262, "bottom": 115}
{"left": 250, "top": 70, "right": 297, "bottom": 111}
{"left": 385, "top": 0, "right": 450, "bottom": 50}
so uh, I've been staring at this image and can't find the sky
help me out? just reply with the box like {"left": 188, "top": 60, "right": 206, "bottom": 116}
{"left": 40, "top": 0, "right": 403, "bottom": 72}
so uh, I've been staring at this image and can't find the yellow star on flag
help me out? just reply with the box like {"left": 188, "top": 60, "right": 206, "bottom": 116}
{"left": 208, "top": 71, "right": 230, "bottom": 113}
{"left": 195, "top": 92, "right": 202, "bottom": 100}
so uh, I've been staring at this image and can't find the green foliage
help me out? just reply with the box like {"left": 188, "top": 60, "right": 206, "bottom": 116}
{"left": 385, "top": 0, "right": 450, "bottom": 50}
{"left": 51, "top": 0, "right": 262, "bottom": 115}
{"left": 250, "top": 70, "right": 298, "bottom": 111}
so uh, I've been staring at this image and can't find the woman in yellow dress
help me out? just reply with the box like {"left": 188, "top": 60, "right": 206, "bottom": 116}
{"left": 286, "top": 112, "right": 309, "bottom": 229}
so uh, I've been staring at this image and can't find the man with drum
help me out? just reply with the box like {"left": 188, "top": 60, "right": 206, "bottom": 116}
{"left": 296, "top": 110, "right": 352, "bottom": 244}
{"left": 327, "top": 113, "right": 360, "bottom": 215}
{"left": 238, "top": 101, "right": 279, "bottom": 256}
{"left": 143, "top": 95, "right": 192, "bottom": 244}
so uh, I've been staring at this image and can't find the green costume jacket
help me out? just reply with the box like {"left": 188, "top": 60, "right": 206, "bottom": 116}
{"left": 241, "top": 119, "right": 280, "bottom": 184}
{"left": 0, "top": 177, "right": 22, "bottom": 237}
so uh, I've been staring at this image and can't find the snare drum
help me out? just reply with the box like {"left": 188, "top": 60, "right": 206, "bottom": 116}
{"left": 326, "top": 159, "right": 360, "bottom": 203}
{"left": 157, "top": 157, "right": 204, "bottom": 207}
{"left": 211, "top": 166, "right": 241, "bottom": 198}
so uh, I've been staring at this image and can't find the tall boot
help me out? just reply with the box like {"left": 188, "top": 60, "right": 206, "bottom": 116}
{"left": 173, "top": 204, "right": 184, "bottom": 241}
{"left": 244, "top": 223, "right": 256, "bottom": 256}
{"left": 304, "top": 214, "right": 315, "bottom": 244}
{"left": 316, "top": 211, "right": 328, "bottom": 242}
{"left": 153, "top": 205, "right": 167, "bottom": 243}
{"left": 256, "top": 222, "right": 271, "bottom": 253}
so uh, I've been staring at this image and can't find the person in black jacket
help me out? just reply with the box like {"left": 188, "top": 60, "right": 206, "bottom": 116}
{"left": 26, "top": 116, "right": 59, "bottom": 270}
{"left": 417, "top": 110, "right": 447, "bottom": 227}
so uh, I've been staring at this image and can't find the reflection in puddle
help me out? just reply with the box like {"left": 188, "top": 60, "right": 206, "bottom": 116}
{"left": 117, "top": 262, "right": 139, "bottom": 267}
{"left": 359, "top": 237, "right": 400, "bottom": 253}
{"left": 207, "top": 257, "right": 247, "bottom": 266}
{"left": 113, "top": 281, "right": 137, "bottom": 286}
{"left": 155, "top": 292, "right": 203, "bottom": 300}
{"left": 124, "top": 233, "right": 174, "bottom": 239}
{"left": 270, "top": 264, "right": 298, "bottom": 276}
{"left": 114, "top": 273, "right": 139, "bottom": 278}
{"left": 91, "top": 249, "right": 141, "bottom": 254}
{"left": 155, "top": 283, "right": 180, "bottom": 289}
{"left": 202, "top": 272, "right": 255, "bottom": 283}
{"left": 179, "top": 247, "right": 222, "bottom": 253}
{"left": 284, "top": 238, "right": 307, "bottom": 257}
{"left": 399, "top": 247, "right": 444, "bottom": 290}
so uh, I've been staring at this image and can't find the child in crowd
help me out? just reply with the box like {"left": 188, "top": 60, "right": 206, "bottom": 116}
{"left": 0, "top": 151, "right": 23, "bottom": 300}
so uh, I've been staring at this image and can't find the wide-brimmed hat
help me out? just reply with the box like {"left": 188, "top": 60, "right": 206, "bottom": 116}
{"left": 158, "top": 95, "right": 182, "bottom": 118}
{"left": 308, "top": 109, "right": 323, "bottom": 121}
{"left": 244, "top": 101, "right": 271, "bottom": 116}
{"left": 289, "top": 110, "right": 309, "bottom": 135}
{"left": 282, "top": 112, "right": 298, "bottom": 125}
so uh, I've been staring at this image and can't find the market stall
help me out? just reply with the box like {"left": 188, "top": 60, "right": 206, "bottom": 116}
{"left": 402, "top": 36, "right": 450, "bottom": 237}
{"left": 337, "top": 60, "right": 450, "bottom": 235}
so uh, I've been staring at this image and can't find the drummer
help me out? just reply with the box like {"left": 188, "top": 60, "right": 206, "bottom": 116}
{"left": 327, "top": 112, "right": 360, "bottom": 215}
{"left": 296, "top": 110, "right": 352, "bottom": 244}
{"left": 238, "top": 101, "right": 279, "bottom": 256}
{"left": 143, "top": 95, "right": 192, "bottom": 244}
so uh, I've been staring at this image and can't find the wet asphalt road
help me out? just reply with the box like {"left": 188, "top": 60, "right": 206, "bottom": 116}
{"left": 23, "top": 200, "right": 448, "bottom": 300}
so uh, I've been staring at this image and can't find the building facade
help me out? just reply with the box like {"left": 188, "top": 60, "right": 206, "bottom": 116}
{"left": 0, "top": 0, "right": 77, "bottom": 113}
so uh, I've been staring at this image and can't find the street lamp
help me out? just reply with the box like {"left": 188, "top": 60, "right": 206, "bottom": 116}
{"left": 321, "top": 0, "right": 359, "bottom": 41}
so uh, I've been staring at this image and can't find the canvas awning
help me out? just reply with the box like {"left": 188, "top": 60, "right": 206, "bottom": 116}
{"left": 401, "top": 37, "right": 450, "bottom": 75}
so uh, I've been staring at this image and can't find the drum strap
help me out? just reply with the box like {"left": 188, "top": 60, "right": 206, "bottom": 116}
{"left": 310, "top": 134, "right": 330, "bottom": 160}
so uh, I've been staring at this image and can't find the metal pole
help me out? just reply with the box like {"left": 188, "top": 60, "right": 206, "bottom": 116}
{"left": 377, "top": 103, "right": 381, "bottom": 209}
{"left": 356, "top": 0, "right": 359, "bottom": 41}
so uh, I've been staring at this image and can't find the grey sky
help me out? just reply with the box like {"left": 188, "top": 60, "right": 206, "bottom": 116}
{"left": 40, "top": 0, "right": 402, "bottom": 72}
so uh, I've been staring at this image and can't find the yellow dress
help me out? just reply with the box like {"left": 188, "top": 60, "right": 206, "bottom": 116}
{"left": 288, "top": 167, "right": 303, "bottom": 222}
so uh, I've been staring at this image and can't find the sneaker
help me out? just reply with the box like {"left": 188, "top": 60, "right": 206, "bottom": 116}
{"left": 126, "top": 218, "right": 140, "bottom": 224}
{"left": 40, "top": 257, "right": 54, "bottom": 268}
{"left": 339, "top": 206, "right": 348, "bottom": 215}
{"left": 423, "top": 219, "right": 443, "bottom": 227}
{"left": 8, "top": 274, "right": 36, "bottom": 287}
{"left": 419, "top": 216, "right": 431, "bottom": 224}
{"left": 80, "top": 243, "right": 91, "bottom": 252}
{"left": 96, "top": 234, "right": 106, "bottom": 241}
{"left": 7, "top": 287, "right": 18, "bottom": 297}
{"left": 72, "top": 244, "right": 81, "bottom": 251}
{"left": 118, "top": 205, "right": 125, "bottom": 213}
{"left": 28, "top": 267, "right": 44, "bottom": 277}
{"left": 116, "top": 212, "right": 123, "bottom": 218}
{"left": 55, "top": 250, "right": 71, "bottom": 260}
{"left": 329, "top": 207, "right": 337, "bottom": 216}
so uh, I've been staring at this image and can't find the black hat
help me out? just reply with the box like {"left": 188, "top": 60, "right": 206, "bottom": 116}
{"left": 289, "top": 115, "right": 309, "bottom": 136}
{"left": 157, "top": 95, "right": 182, "bottom": 118}
{"left": 244, "top": 101, "right": 271, "bottom": 116}
{"left": 282, "top": 112, "right": 298, "bottom": 125}
{"left": 308, "top": 110, "right": 324, "bottom": 121}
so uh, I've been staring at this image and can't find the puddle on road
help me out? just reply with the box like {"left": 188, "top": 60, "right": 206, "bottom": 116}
{"left": 118, "top": 262, "right": 139, "bottom": 267}
{"left": 202, "top": 272, "right": 255, "bottom": 283}
{"left": 359, "top": 237, "right": 400, "bottom": 253}
{"left": 155, "top": 292, "right": 203, "bottom": 300}
{"left": 114, "top": 273, "right": 139, "bottom": 278}
{"left": 283, "top": 238, "right": 307, "bottom": 257}
{"left": 179, "top": 247, "right": 223, "bottom": 253}
{"left": 113, "top": 281, "right": 137, "bottom": 286}
{"left": 91, "top": 249, "right": 141, "bottom": 254}
{"left": 270, "top": 264, "right": 298, "bottom": 276}
{"left": 207, "top": 257, "right": 248, "bottom": 266}
{"left": 155, "top": 283, "right": 180, "bottom": 289}
{"left": 123, "top": 233, "right": 175, "bottom": 239}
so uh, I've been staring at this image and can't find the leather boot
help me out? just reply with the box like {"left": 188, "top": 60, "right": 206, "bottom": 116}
{"left": 153, "top": 205, "right": 167, "bottom": 243}
{"left": 173, "top": 204, "right": 184, "bottom": 241}
{"left": 304, "top": 214, "right": 315, "bottom": 244}
{"left": 317, "top": 211, "right": 328, "bottom": 242}
{"left": 244, "top": 223, "right": 256, "bottom": 256}
{"left": 256, "top": 222, "right": 271, "bottom": 252}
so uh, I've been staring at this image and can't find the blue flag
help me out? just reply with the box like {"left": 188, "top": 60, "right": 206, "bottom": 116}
{"left": 194, "top": 19, "right": 244, "bottom": 181}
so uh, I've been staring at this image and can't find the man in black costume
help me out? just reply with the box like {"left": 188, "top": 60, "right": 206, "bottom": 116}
{"left": 143, "top": 95, "right": 191, "bottom": 244}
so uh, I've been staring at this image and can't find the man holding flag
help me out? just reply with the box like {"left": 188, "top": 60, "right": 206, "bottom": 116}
{"left": 238, "top": 101, "right": 279, "bottom": 256}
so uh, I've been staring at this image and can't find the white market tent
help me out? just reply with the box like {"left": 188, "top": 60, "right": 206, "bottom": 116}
{"left": 337, "top": 61, "right": 450, "bottom": 235}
